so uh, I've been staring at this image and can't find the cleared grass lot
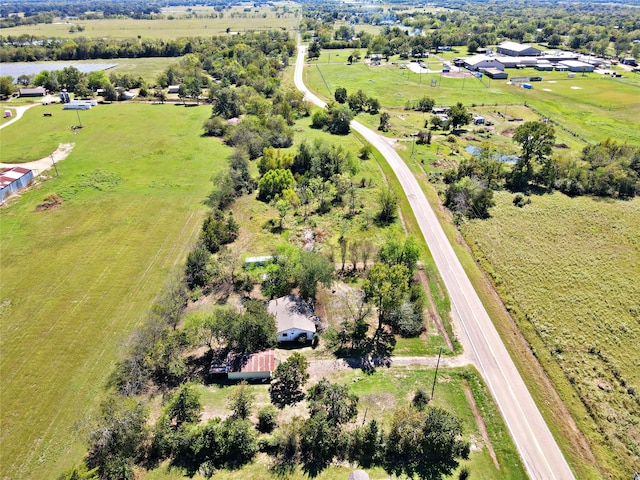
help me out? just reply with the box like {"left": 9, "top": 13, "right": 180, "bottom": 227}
{"left": 306, "top": 52, "right": 640, "bottom": 144}
{"left": 0, "top": 103, "right": 226, "bottom": 479}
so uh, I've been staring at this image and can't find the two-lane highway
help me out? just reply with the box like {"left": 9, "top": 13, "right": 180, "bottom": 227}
{"left": 295, "top": 45, "right": 575, "bottom": 480}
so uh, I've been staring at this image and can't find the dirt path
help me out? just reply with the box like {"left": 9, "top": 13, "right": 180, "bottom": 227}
{"left": 0, "top": 143, "right": 75, "bottom": 175}
{"left": 0, "top": 103, "right": 39, "bottom": 130}
{"left": 462, "top": 379, "right": 500, "bottom": 470}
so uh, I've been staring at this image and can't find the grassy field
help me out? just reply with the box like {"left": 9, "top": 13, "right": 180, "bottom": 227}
{"left": 139, "top": 366, "right": 526, "bottom": 479}
{"left": 306, "top": 53, "right": 640, "bottom": 144}
{"left": 462, "top": 191, "right": 640, "bottom": 476}
{"left": 3, "top": 3, "right": 299, "bottom": 39}
{"left": 0, "top": 102, "right": 227, "bottom": 479}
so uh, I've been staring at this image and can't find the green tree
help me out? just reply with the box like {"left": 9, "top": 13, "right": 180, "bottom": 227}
{"left": 378, "top": 112, "right": 391, "bottom": 132}
{"left": 376, "top": 187, "right": 398, "bottom": 223}
{"left": 363, "top": 263, "right": 410, "bottom": 330}
{"left": 167, "top": 383, "right": 202, "bottom": 426}
{"left": 86, "top": 396, "right": 148, "bottom": 480}
{"left": 0, "top": 76, "right": 15, "bottom": 97}
{"left": 347, "top": 89, "right": 368, "bottom": 113}
{"left": 334, "top": 87, "right": 348, "bottom": 103}
{"left": 510, "top": 121, "right": 555, "bottom": 189}
{"left": 448, "top": 102, "right": 471, "bottom": 130}
{"left": 185, "top": 242, "right": 210, "bottom": 289}
{"left": 306, "top": 378, "right": 358, "bottom": 425}
{"left": 228, "top": 381, "right": 255, "bottom": 420}
{"left": 257, "top": 168, "right": 296, "bottom": 202}
{"left": 232, "top": 299, "right": 277, "bottom": 352}
{"left": 295, "top": 251, "right": 334, "bottom": 303}
{"left": 378, "top": 236, "right": 421, "bottom": 275}
{"left": 269, "top": 352, "right": 310, "bottom": 408}
{"left": 257, "top": 405, "right": 278, "bottom": 433}
{"left": 384, "top": 406, "right": 470, "bottom": 480}
{"left": 327, "top": 103, "right": 354, "bottom": 135}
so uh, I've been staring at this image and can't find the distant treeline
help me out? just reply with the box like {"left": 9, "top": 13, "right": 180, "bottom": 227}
{"left": 0, "top": 30, "right": 294, "bottom": 62}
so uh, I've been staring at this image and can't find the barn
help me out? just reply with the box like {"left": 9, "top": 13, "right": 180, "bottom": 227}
{"left": 209, "top": 350, "right": 277, "bottom": 381}
{"left": 1, "top": 167, "right": 34, "bottom": 201}
{"left": 269, "top": 295, "right": 317, "bottom": 343}
{"left": 18, "top": 87, "right": 46, "bottom": 97}
{"left": 496, "top": 41, "right": 540, "bottom": 57}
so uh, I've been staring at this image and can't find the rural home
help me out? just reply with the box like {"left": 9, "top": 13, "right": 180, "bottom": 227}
{"left": 167, "top": 85, "right": 180, "bottom": 94}
{"left": 268, "top": 295, "right": 317, "bottom": 343}
{"left": 18, "top": 87, "right": 46, "bottom": 97}
{"left": 464, "top": 55, "right": 505, "bottom": 71}
{"left": 496, "top": 41, "right": 540, "bottom": 57}
{"left": 1, "top": 167, "right": 34, "bottom": 201}
{"left": 209, "top": 350, "right": 277, "bottom": 381}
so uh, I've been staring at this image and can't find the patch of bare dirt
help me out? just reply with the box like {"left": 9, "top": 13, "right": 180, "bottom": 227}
{"left": 500, "top": 128, "right": 515, "bottom": 138}
{"left": 35, "top": 193, "right": 62, "bottom": 211}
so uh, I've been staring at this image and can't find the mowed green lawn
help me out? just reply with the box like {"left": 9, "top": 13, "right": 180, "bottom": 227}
{"left": 464, "top": 191, "right": 640, "bottom": 475}
{"left": 0, "top": 103, "right": 227, "bottom": 479}
{"left": 306, "top": 56, "right": 640, "bottom": 143}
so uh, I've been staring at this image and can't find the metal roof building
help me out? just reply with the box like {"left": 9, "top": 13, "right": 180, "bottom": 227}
{"left": 1, "top": 167, "right": 34, "bottom": 202}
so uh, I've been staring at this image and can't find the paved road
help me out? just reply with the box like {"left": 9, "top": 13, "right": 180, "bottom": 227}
{"left": 295, "top": 45, "right": 575, "bottom": 480}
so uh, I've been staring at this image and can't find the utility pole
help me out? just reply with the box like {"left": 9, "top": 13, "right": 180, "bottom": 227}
{"left": 50, "top": 154, "right": 59, "bottom": 177}
{"left": 431, "top": 347, "right": 442, "bottom": 399}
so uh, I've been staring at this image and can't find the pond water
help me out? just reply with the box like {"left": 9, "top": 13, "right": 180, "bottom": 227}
{"left": 0, "top": 62, "right": 117, "bottom": 80}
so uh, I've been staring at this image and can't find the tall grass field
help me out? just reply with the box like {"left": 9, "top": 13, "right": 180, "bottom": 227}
{"left": 463, "top": 191, "right": 640, "bottom": 476}
{"left": 0, "top": 103, "right": 227, "bottom": 479}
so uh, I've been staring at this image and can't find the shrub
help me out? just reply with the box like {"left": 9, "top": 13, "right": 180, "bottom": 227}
{"left": 257, "top": 405, "right": 278, "bottom": 433}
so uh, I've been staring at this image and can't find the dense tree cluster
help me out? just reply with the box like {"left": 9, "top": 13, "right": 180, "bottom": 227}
{"left": 299, "top": 0, "right": 640, "bottom": 59}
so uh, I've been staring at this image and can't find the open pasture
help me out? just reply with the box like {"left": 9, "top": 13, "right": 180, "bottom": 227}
{"left": 463, "top": 190, "right": 640, "bottom": 476}
{"left": 0, "top": 103, "right": 226, "bottom": 479}
{"left": 2, "top": 4, "right": 299, "bottom": 40}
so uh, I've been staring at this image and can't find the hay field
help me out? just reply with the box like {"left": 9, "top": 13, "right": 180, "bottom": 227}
{"left": 0, "top": 102, "right": 227, "bottom": 479}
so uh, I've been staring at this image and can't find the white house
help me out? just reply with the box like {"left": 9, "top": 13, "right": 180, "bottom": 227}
{"left": 269, "top": 295, "right": 317, "bottom": 343}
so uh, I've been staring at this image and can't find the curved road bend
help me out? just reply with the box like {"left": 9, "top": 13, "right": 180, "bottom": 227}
{"left": 295, "top": 46, "right": 575, "bottom": 480}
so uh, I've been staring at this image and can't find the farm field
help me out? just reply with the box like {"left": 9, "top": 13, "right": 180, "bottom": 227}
{"left": 462, "top": 191, "right": 640, "bottom": 475}
{"left": 2, "top": 3, "right": 299, "bottom": 39}
{"left": 306, "top": 53, "right": 640, "bottom": 144}
{"left": 138, "top": 366, "right": 527, "bottom": 479}
{"left": 0, "top": 103, "right": 226, "bottom": 479}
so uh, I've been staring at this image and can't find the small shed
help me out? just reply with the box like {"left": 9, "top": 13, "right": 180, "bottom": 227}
{"left": 168, "top": 85, "right": 180, "bottom": 94}
{"left": 472, "top": 115, "right": 485, "bottom": 125}
{"left": 269, "top": 295, "right": 317, "bottom": 343}
{"left": 18, "top": 87, "right": 46, "bottom": 97}
{"left": 4, "top": 110, "right": 11, "bottom": 118}
{"left": 1, "top": 167, "right": 34, "bottom": 201}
